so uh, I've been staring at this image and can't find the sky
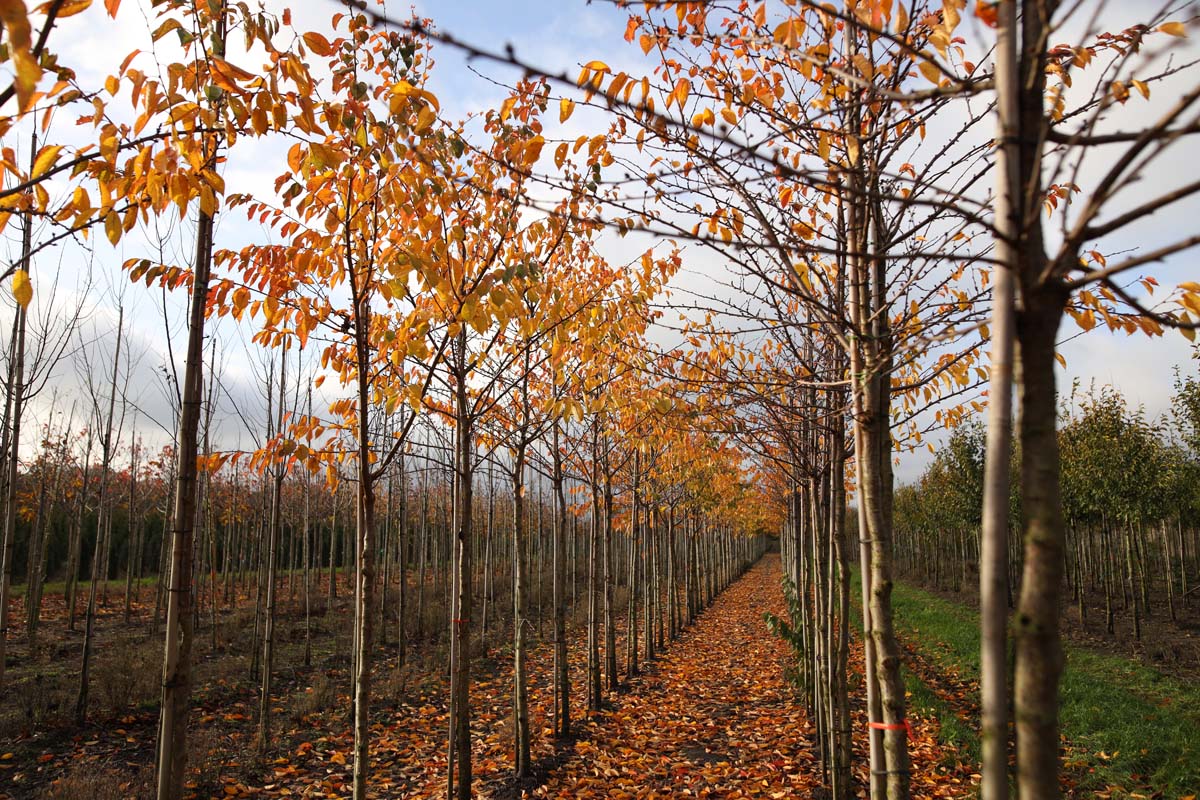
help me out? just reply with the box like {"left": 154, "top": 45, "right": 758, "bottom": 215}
{"left": 2, "top": 0, "right": 1198, "bottom": 483}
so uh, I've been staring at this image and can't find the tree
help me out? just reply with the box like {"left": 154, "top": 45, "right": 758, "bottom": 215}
{"left": 978, "top": 6, "right": 1200, "bottom": 795}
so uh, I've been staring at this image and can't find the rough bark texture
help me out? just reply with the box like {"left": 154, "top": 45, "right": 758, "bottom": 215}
{"left": 1014, "top": 287, "right": 1068, "bottom": 799}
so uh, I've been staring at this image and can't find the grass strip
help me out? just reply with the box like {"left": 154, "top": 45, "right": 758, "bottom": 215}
{"left": 869, "top": 576, "right": 1200, "bottom": 797}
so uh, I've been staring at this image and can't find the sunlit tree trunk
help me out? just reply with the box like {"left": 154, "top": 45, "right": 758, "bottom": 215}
{"left": 980, "top": 7, "right": 1020, "bottom": 798}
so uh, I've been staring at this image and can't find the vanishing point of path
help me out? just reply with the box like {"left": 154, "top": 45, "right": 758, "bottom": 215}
{"left": 529, "top": 553, "right": 818, "bottom": 799}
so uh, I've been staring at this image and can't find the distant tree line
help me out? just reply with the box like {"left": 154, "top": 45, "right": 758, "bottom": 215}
{"left": 895, "top": 351, "right": 1200, "bottom": 636}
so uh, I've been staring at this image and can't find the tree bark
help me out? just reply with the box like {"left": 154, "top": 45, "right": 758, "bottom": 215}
{"left": 156, "top": 206, "right": 213, "bottom": 800}
{"left": 981, "top": 4, "right": 1020, "bottom": 796}
{"left": 77, "top": 306, "right": 124, "bottom": 724}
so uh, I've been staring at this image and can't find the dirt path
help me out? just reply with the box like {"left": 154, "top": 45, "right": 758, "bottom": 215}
{"left": 526, "top": 554, "right": 819, "bottom": 799}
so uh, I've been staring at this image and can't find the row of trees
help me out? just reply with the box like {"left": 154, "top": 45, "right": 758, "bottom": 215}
{"left": 2, "top": 392, "right": 770, "bottom": 781}
{"left": 4, "top": 0, "right": 1200, "bottom": 799}
{"left": 0, "top": 2, "right": 775, "bottom": 798}
{"left": 896, "top": 369, "right": 1200, "bottom": 637}
{"left": 446, "top": 1, "right": 1199, "bottom": 798}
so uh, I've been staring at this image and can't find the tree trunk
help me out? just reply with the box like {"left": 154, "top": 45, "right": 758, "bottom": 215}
{"left": 0, "top": 192, "right": 30, "bottom": 692}
{"left": 258, "top": 348, "right": 286, "bottom": 753}
{"left": 448, "top": 339, "right": 475, "bottom": 800}
{"left": 981, "top": 4, "right": 1020, "bottom": 795}
{"left": 551, "top": 421, "right": 570, "bottom": 737}
{"left": 1013, "top": 286, "right": 1068, "bottom": 800}
{"left": 77, "top": 307, "right": 125, "bottom": 724}
{"left": 155, "top": 205, "right": 214, "bottom": 800}
{"left": 350, "top": 281, "right": 378, "bottom": 800}
{"left": 511, "top": 449, "right": 530, "bottom": 777}
{"left": 602, "top": 460, "right": 617, "bottom": 693}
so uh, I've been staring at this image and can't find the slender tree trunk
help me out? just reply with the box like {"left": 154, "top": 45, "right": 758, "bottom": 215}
{"left": 77, "top": 306, "right": 124, "bottom": 724}
{"left": 396, "top": 451, "right": 408, "bottom": 670}
{"left": 258, "top": 348, "right": 286, "bottom": 753}
{"left": 551, "top": 422, "right": 570, "bottom": 737}
{"left": 349, "top": 276, "right": 378, "bottom": 800}
{"left": 155, "top": 204, "right": 215, "bottom": 800}
{"left": 511, "top": 449, "right": 530, "bottom": 777}
{"left": 25, "top": 460, "right": 51, "bottom": 647}
{"left": 1013, "top": 286, "right": 1068, "bottom": 800}
{"left": 981, "top": 5, "right": 1020, "bottom": 795}
{"left": 125, "top": 429, "right": 141, "bottom": 624}
{"left": 67, "top": 433, "right": 93, "bottom": 632}
{"left": 626, "top": 450, "right": 640, "bottom": 678}
{"left": 602, "top": 460, "right": 617, "bottom": 693}
{"left": 448, "top": 354, "right": 475, "bottom": 800}
{"left": 587, "top": 422, "right": 602, "bottom": 710}
{"left": 0, "top": 194, "right": 30, "bottom": 692}
{"left": 847, "top": 176, "right": 907, "bottom": 798}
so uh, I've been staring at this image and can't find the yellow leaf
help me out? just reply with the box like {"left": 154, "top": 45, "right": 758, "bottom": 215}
{"left": 0, "top": 0, "right": 41, "bottom": 111}
{"left": 560, "top": 97, "right": 575, "bottom": 123}
{"left": 308, "top": 142, "right": 344, "bottom": 171}
{"left": 11, "top": 268, "right": 32, "bottom": 308}
{"left": 554, "top": 141, "right": 568, "bottom": 169}
{"left": 104, "top": 211, "right": 121, "bottom": 245}
{"left": 1158, "top": 21, "right": 1187, "bottom": 37}
{"left": 391, "top": 80, "right": 440, "bottom": 112}
{"left": 582, "top": 60, "right": 611, "bottom": 73}
{"left": 499, "top": 96, "right": 517, "bottom": 123}
{"left": 524, "top": 135, "right": 546, "bottom": 165}
{"left": 209, "top": 56, "right": 255, "bottom": 92}
{"left": 415, "top": 105, "right": 436, "bottom": 133}
{"left": 918, "top": 59, "right": 941, "bottom": 85}
{"left": 772, "top": 18, "right": 805, "bottom": 48}
{"left": 671, "top": 78, "right": 690, "bottom": 109}
{"left": 199, "top": 186, "right": 217, "bottom": 217}
{"left": 53, "top": 0, "right": 92, "bottom": 17}
{"left": 302, "top": 31, "right": 335, "bottom": 57}
{"left": 1054, "top": 351, "right": 1066, "bottom": 368}
{"left": 31, "top": 145, "right": 63, "bottom": 179}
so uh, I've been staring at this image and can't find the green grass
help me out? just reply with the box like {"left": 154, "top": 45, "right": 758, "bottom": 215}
{"left": 6, "top": 574, "right": 160, "bottom": 598}
{"left": 847, "top": 574, "right": 982, "bottom": 770}
{"left": 866, "top": 576, "right": 1200, "bottom": 797}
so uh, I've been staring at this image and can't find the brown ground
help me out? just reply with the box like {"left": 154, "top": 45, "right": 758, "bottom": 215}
{"left": 0, "top": 558, "right": 982, "bottom": 799}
